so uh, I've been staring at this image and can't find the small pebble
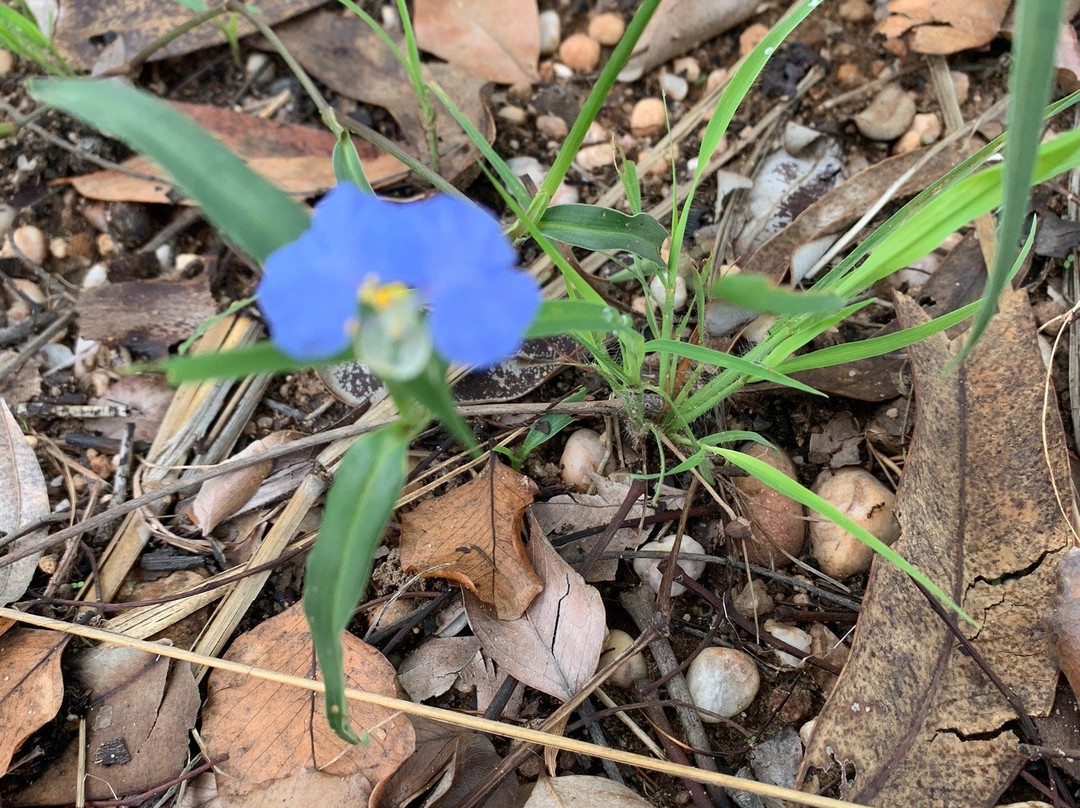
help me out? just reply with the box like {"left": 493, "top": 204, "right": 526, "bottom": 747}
{"left": 634, "top": 534, "right": 706, "bottom": 596}
{"left": 574, "top": 143, "right": 614, "bottom": 172}
{"left": 893, "top": 112, "right": 942, "bottom": 155}
{"left": 630, "top": 97, "right": 666, "bottom": 137}
{"left": 854, "top": 84, "right": 915, "bottom": 141}
{"left": 764, "top": 620, "right": 813, "bottom": 668}
{"left": 0, "top": 49, "right": 14, "bottom": 76}
{"left": 82, "top": 263, "right": 109, "bottom": 290}
{"left": 950, "top": 70, "right": 970, "bottom": 105}
{"left": 560, "top": 428, "right": 609, "bottom": 490}
{"left": 539, "top": 10, "right": 561, "bottom": 56}
{"left": 659, "top": 71, "right": 689, "bottom": 102}
{"left": 176, "top": 253, "right": 202, "bottom": 272}
{"left": 835, "top": 62, "right": 865, "bottom": 88}
{"left": 498, "top": 105, "right": 529, "bottom": 126}
{"left": 49, "top": 237, "right": 68, "bottom": 259}
{"left": 672, "top": 56, "right": 701, "bottom": 82}
{"left": 582, "top": 121, "right": 608, "bottom": 145}
{"left": 536, "top": 114, "right": 569, "bottom": 139}
{"left": 155, "top": 243, "right": 173, "bottom": 270}
{"left": 587, "top": 12, "right": 625, "bottom": 46}
{"left": 705, "top": 68, "right": 729, "bottom": 93}
{"left": 649, "top": 274, "right": 687, "bottom": 310}
{"left": 244, "top": 52, "right": 274, "bottom": 84}
{"left": 96, "top": 233, "right": 116, "bottom": 256}
{"left": 551, "top": 61, "right": 574, "bottom": 80}
{"left": 558, "top": 33, "right": 601, "bottom": 72}
{"left": 13, "top": 224, "right": 47, "bottom": 265}
{"left": 738, "top": 23, "right": 769, "bottom": 58}
{"left": 733, "top": 579, "right": 774, "bottom": 618}
{"left": 837, "top": 0, "right": 874, "bottom": 23}
{"left": 0, "top": 204, "right": 15, "bottom": 239}
{"left": 686, "top": 647, "right": 760, "bottom": 720}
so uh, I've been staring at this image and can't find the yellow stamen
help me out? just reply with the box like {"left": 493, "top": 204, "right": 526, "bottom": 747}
{"left": 359, "top": 279, "right": 410, "bottom": 311}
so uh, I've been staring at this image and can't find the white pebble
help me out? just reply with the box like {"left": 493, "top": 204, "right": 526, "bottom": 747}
{"left": 155, "top": 243, "right": 173, "bottom": 270}
{"left": 49, "top": 237, "right": 68, "bottom": 259}
{"left": 574, "top": 143, "right": 613, "bottom": 172}
{"left": 764, "top": 620, "right": 813, "bottom": 668}
{"left": 559, "top": 428, "right": 608, "bottom": 491}
{"left": 659, "top": 71, "right": 689, "bottom": 102}
{"left": 634, "top": 534, "right": 706, "bottom": 596}
{"left": 552, "top": 62, "right": 574, "bottom": 79}
{"left": 599, "top": 629, "right": 648, "bottom": 688}
{"left": 498, "top": 105, "right": 529, "bottom": 126}
{"left": 82, "top": 263, "right": 109, "bottom": 290}
{"left": 686, "top": 647, "right": 760, "bottom": 720}
{"left": 649, "top": 274, "right": 688, "bottom": 311}
{"left": 244, "top": 52, "right": 274, "bottom": 83}
{"left": 175, "top": 253, "right": 201, "bottom": 272}
{"left": 539, "top": 10, "right": 562, "bottom": 57}
{"left": 13, "top": 225, "right": 47, "bottom": 265}
{"left": 39, "top": 343, "right": 74, "bottom": 373}
{"left": 0, "top": 205, "right": 15, "bottom": 239}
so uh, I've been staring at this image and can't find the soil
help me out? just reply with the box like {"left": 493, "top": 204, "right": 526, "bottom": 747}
{"left": 0, "top": 1, "right": 1075, "bottom": 807}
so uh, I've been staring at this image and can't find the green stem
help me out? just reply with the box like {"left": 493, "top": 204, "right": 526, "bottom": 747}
{"left": 394, "top": 0, "right": 441, "bottom": 173}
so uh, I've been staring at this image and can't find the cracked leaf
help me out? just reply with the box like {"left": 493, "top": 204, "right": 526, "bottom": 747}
{"left": 798, "top": 289, "right": 1073, "bottom": 806}
{"left": 877, "top": 0, "right": 1010, "bottom": 54}
{"left": 413, "top": 0, "right": 539, "bottom": 85}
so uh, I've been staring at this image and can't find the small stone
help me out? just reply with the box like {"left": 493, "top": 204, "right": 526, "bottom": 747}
{"left": 582, "top": 121, "right": 608, "bottom": 145}
{"left": 599, "top": 629, "right": 648, "bottom": 688}
{"left": 498, "top": 105, "right": 529, "bottom": 126}
{"left": 539, "top": 10, "right": 561, "bottom": 56}
{"left": 560, "top": 428, "right": 609, "bottom": 490}
{"left": 705, "top": 68, "right": 729, "bottom": 93}
{"left": 574, "top": 143, "right": 614, "bottom": 172}
{"left": 672, "top": 56, "right": 701, "bottom": 82}
{"left": 13, "top": 224, "right": 47, "bottom": 265}
{"left": 634, "top": 534, "right": 706, "bottom": 597}
{"left": 552, "top": 61, "right": 574, "bottom": 79}
{"left": 96, "top": 233, "right": 116, "bottom": 256}
{"left": 0, "top": 205, "right": 15, "bottom": 239}
{"left": 686, "top": 647, "right": 760, "bottom": 721}
{"left": 630, "top": 97, "right": 666, "bottom": 137}
{"left": 649, "top": 274, "right": 687, "bottom": 310}
{"left": 950, "top": 70, "right": 970, "bottom": 105}
{"left": 835, "top": 62, "right": 865, "bottom": 88}
{"left": 837, "top": 0, "right": 873, "bottom": 23}
{"left": 82, "top": 263, "right": 109, "bottom": 290}
{"left": 893, "top": 112, "right": 942, "bottom": 155}
{"left": 854, "top": 84, "right": 915, "bottom": 141}
{"left": 559, "top": 33, "right": 601, "bottom": 72}
{"left": 739, "top": 23, "right": 770, "bottom": 58}
{"left": 659, "top": 71, "right": 689, "bottom": 102}
{"left": 176, "top": 253, "right": 201, "bottom": 272}
{"left": 587, "top": 12, "right": 625, "bottom": 46}
{"left": 245, "top": 52, "right": 274, "bottom": 83}
{"left": 810, "top": 466, "right": 900, "bottom": 578}
{"left": 764, "top": 620, "right": 813, "bottom": 668}
{"left": 733, "top": 579, "right": 774, "bottom": 618}
{"left": 0, "top": 49, "right": 14, "bottom": 76}
{"left": 49, "top": 237, "right": 68, "bottom": 259}
{"left": 536, "top": 114, "right": 569, "bottom": 139}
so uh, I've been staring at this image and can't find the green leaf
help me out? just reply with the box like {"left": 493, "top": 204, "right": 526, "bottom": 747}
{"left": 304, "top": 426, "right": 409, "bottom": 744}
{"left": 539, "top": 204, "right": 668, "bottom": 267}
{"left": 957, "top": 0, "right": 1067, "bottom": 364}
{"left": 151, "top": 341, "right": 349, "bottom": 384}
{"left": 520, "top": 388, "right": 586, "bottom": 458}
{"left": 332, "top": 131, "right": 374, "bottom": 194}
{"left": 775, "top": 301, "right": 979, "bottom": 374}
{"left": 389, "top": 359, "right": 478, "bottom": 454}
{"left": 526, "top": 299, "right": 635, "bottom": 337}
{"left": 713, "top": 448, "right": 976, "bottom": 626}
{"left": 28, "top": 78, "right": 310, "bottom": 263}
{"left": 643, "top": 339, "right": 823, "bottom": 395}
{"left": 708, "top": 274, "right": 845, "bottom": 315}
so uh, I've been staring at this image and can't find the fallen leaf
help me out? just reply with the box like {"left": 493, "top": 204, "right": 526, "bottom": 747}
{"left": 799, "top": 289, "right": 1073, "bottom": 806}
{"left": 371, "top": 718, "right": 519, "bottom": 808}
{"left": 530, "top": 475, "right": 655, "bottom": 582}
{"left": 0, "top": 629, "right": 66, "bottom": 775}
{"left": 187, "top": 431, "right": 299, "bottom": 535}
{"left": 11, "top": 643, "right": 198, "bottom": 803}
{"left": 617, "top": 0, "right": 758, "bottom": 81}
{"left": 413, "top": 0, "right": 539, "bottom": 85}
{"left": 0, "top": 350, "right": 41, "bottom": 406}
{"left": 398, "top": 636, "right": 481, "bottom": 702}
{"left": 464, "top": 512, "right": 606, "bottom": 701}
{"left": 177, "top": 767, "right": 378, "bottom": 808}
{"left": 52, "top": 0, "right": 324, "bottom": 71}
{"left": 1051, "top": 547, "right": 1080, "bottom": 703}
{"left": 399, "top": 460, "right": 542, "bottom": 620}
{"left": 877, "top": 0, "right": 1010, "bottom": 54}
{"left": 272, "top": 9, "right": 493, "bottom": 185}
{"left": 200, "top": 603, "right": 413, "bottom": 798}
{"left": 0, "top": 399, "right": 48, "bottom": 605}
{"left": 520, "top": 774, "right": 655, "bottom": 807}
{"left": 66, "top": 103, "right": 406, "bottom": 204}
{"left": 90, "top": 373, "right": 175, "bottom": 443}
{"left": 77, "top": 275, "right": 217, "bottom": 357}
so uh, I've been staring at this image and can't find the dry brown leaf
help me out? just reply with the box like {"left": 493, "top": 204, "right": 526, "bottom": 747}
{"left": 398, "top": 636, "right": 481, "bottom": 702}
{"left": 52, "top": 0, "right": 325, "bottom": 71}
{"left": 617, "top": 0, "right": 758, "bottom": 81}
{"left": 0, "top": 350, "right": 41, "bottom": 406}
{"left": 399, "top": 460, "right": 542, "bottom": 620}
{"left": 177, "top": 767, "right": 377, "bottom": 808}
{"left": 877, "top": 0, "right": 1010, "bottom": 54}
{"left": 520, "top": 774, "right": 655, "bottom": 807}
{"left": 1051, "top": 547, "right": 1080, "bottom": 702}
{"left": 66, "top": 104, "right": 406, "bottom": 204}
{"left": 77, "top": 275, "right": 217, "bottom": 357}
{"left": 464, "top": 512, "right": 606, "bottom": 701}
{"left": 11, "top": 643, "right": 198, "bottom": 804}
{"left": 90, "top": 373, "right": 176, "bottom": 443}
{"left": 0, "top": 399, "right": 48, "bottom": 605}
{"left": 272, "top": 9, "right": 493, "bottom": 185}
{"left": 371, "top": 718, "right": 519, "bottom": 808}
{"left": 187, "top": 431, "right": 299, "bottom": 535}
{"left": 200, "top": 603, "right": 413, "bottom": 798}
{"left": 413, "top": 0, "right": 539, "bottom": 85}
{"left": 799, "top": 289, "right": 1073, "bottom": 806}
{"left": 0, "top": 629, "right": 66, "bottom": 775}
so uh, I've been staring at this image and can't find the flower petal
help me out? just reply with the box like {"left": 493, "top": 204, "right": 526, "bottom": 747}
{"left": 427, "top": 264, "right": 541, "bottom": 368}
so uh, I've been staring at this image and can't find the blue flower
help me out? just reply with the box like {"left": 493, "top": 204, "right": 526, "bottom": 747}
{"left": 257, "top": 184, "right": 541, "bottom": 368}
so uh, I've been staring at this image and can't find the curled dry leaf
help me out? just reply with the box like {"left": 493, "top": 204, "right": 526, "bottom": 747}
{"left": 799, "top": 290, "right": 1073, "bottom": 807}
{"left": 399, "top": 460, "right": 542, "bottom": 620}
{"left": 876, "top": 0, "right": 1010, "bottom": 54}
{"left": 413, "top": 0, "right": 539, "bottom": 85}
{"left": 520, "top": 774, "right": 655, "bottom": 807}
{"left": 187, "top": 431, "right": 300, "bottom": 535}
{"left": 371, "top": 718, "right": 519, "bottom": 808}
{"left": 0, "top": 399, "right": 48, "bottom": 606}
{"left": 200, "top": 604, "right": 413, "bottom": 800}
{"left": 464, "top": 513, "right": 606, "bottom": 702}
{"left": 12, "top": 643, "right": 199, "bottom": 805}
{"left": 0, "top": 629, "right": 66, "bottom": 776}
{"left": 398, "top": 636, "right": 481, "bottom": 703}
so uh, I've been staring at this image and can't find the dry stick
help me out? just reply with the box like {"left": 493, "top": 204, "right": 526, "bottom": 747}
{"left": 622, "top": 583, "right": 731, "bottom": 807}
{"left": 0, "top": 606, "right": 862, "bottom": 808}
